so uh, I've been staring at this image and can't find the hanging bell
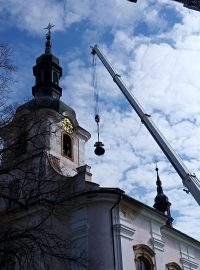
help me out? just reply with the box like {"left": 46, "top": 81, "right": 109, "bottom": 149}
{"left": 94, "top": 141, "right": 105, "bottom": 156}
{"left": 95, "top": 114, "right": 100, "bottom": 123}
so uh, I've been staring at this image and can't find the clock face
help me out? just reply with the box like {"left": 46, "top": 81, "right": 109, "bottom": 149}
{"left": 62, "top": 117, "right": 74, "bottom": 134}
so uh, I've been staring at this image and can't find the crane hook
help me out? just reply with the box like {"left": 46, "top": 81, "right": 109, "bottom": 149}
{"left": 94, "top": 114, "right": 105, "bottom": 156}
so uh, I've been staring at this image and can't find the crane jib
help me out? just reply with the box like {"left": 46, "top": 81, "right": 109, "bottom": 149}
{"left": 91, "top": 44, "right": 200, "bottom": 206}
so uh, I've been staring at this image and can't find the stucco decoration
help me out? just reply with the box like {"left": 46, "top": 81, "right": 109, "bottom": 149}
{"left": 133, "top": 244, "right": 155, "bottom": 269}
{"left": 45, "top": 151, "right": 63, "bottom": 175}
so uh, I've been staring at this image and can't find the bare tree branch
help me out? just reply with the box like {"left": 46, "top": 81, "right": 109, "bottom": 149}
{"left": 0, "top": 43, "right": 88, "bottom": 270}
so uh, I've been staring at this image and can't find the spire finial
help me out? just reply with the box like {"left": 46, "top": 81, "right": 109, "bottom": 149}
{"left": 155, "top": 164, "right": 163, "bottom": 194}
{"left": 155, "top": 162, "right": 158, "bottom": 171}
{"left": 44, "top": 23, "right": 55, "bottom": 54}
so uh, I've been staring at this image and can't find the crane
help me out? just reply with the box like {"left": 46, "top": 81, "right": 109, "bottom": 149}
{"left": 91, "top": 44, "right": 200, "bottom": 206}
{"left": 127, "top": 0, "right": 200, "bottom": 12}
{"left": 172, "top": 0, "right": 200, "bottom": 11}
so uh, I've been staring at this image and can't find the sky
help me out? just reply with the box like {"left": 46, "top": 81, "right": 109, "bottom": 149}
{"left": 0, "top": 0, "right": 200, "bottom": 241}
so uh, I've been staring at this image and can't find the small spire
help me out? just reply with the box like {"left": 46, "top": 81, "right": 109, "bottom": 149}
{"left": 32, "top": 23, "right": 62, "bottom": 99}
{"left": 155, "top": 165, "right": 164, "bottom": 195}
{"left": 44, "top": 23, "right": 55, "bottom": 54}
{"left": 153, "top": 165, "right": 173, "bottom": 226}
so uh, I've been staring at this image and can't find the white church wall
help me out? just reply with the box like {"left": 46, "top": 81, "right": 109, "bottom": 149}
{"left": 150, "top": 220, "right": 165, "bottom": 270}
{"left": 162, "top": 227, "right": 200, "bottom": 270}
{"left": 118, "top": 202, "right": 158, "bottom": 270}
{"left": 70, "top": 206, "right": 89, "bottom": 269}
{"left": 116, "top": 205, "right": 135, "bottom": 270}
{"left": 115, "top": 199, "right": 200, "bottom": 270}
{"left": 76, "top": 138, "right": 86, "bottom": 166}
{"left": 86, "top": 193, "right": 120, "bottom": 270}
{"left": 180, "top": 242, "right": 199, "bottom": 270}
{"left": 162, "top": 232, "right": 184, "bottom": 267}
{"left": 132, "top": 213, "right": 154, "bottom": 247}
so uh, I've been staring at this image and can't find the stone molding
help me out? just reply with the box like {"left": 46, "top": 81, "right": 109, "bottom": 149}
{"left": 151, "top": 221, "right": 165, "bottom": 251}
{"left": 113, "top": 224, "right": 135, "bottom": 240}
{"left": 151, "top": 236, "right": 165, "bottom": 252}
{"left": 180, "top": 242, "right": 199, "bottom": 270}
{"left": 181, "top": 258, "right": 199, "bottom": 270}
{"left": 166, "top": 262, "right": 182, "bottom": 270}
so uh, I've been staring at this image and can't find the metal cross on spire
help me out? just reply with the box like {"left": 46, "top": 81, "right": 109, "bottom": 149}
{"left": 44, "top": 23, "right": 55, "bottom": 36}
{"left": 44, "top": 23, "right": 55, "bottom": 54}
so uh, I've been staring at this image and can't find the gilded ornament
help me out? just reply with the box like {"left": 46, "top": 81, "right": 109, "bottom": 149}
{"left": 62, "top": 118, "right": 74, "bottom": 134}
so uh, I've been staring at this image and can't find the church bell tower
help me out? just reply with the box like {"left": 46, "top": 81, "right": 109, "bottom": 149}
{"left": 2, "top": 24, "right": 91, "bottom": 178}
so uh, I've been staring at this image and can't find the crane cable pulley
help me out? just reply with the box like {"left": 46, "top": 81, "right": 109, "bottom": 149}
{"left": 92, "top": 53, "right": 105, "bottom": 156}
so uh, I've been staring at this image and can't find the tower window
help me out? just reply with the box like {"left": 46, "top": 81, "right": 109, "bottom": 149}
{"left": 36, "top": 71, "right": 41, "bottom": 84}
{"left": 36, "top": 70, "right": 44, "bottom": 84}
{"left": 40, "top": 69, "right": 44, "bottom": 82}
{"left": 44, "top": 69, "right": 51, "bottom": 82}
{"left": 53, "top": 71, "right": 59, "bottom": 85}
{"left": 62, "top": 134, "right": 72, "bottom": 159}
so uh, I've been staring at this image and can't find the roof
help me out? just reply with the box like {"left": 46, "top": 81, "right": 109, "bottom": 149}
{"left": 162, "top": 224, "right": 200, "bottom": 247}
{"left": 16, "top": 97, "right": 77, "bottom": 119}
{"left": 73, "top": 184, "right": 200, "bottom": 245}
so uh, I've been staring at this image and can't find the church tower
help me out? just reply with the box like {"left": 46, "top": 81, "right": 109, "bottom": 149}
{"left": 1, "top": 24, "right": 91, "bottom": 179}
{"left": 0, "top": 28, "right": 94, "bottom": 269}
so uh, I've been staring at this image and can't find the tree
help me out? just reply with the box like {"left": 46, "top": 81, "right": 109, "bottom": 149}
{"left": 0, "top": 44, "right": 88, "bottom": 270}
{"left": 0, "top": 43, "right": 16, "bottom": 127}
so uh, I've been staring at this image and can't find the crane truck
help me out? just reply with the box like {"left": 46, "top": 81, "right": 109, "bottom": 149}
{"left": 91, "top": 45, "right": 200, "bottom": 206}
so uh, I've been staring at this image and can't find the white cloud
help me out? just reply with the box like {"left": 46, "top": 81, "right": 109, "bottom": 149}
{"left": 1, "top": 0, "right": 200, "bottom": 240}
{"left": 0, "top": 0, "right": 178, "bottom": 35}
{"left": 0, "top": 0, "right": 65, "bottom": 34}
{"left": 58, "top": 3, "right": 200, "bottom": 240}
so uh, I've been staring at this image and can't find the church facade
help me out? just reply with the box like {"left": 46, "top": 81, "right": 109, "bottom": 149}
{"left": 0, "top": 28, "right": 199, "bottom": 270}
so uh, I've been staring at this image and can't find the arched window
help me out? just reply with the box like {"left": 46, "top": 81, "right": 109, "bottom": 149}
{"left": 133, "top": 244, "right": 155, "bottom": 270}
{"left": 62, "top": 134, "right": 72, "bottom": 159}
{"left": 137, "top": 256, "right": 151, "bottom": 270}
{"left": 166, "top": 262, "right": 182, "bottom": 270}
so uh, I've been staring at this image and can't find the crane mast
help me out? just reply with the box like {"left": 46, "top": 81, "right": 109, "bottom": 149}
{"left": 91, "top": 44, "right": 200, "bottom": 206}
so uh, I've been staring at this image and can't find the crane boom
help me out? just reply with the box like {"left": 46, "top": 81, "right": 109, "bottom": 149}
{"left": 172, "top": 0, "right": 200, "bottom": 11}
{"left": 91, "top": 44, "right": 200, "bottom": 206}
{"left": 127, "top": 0, "right": 200, "bottom": 12}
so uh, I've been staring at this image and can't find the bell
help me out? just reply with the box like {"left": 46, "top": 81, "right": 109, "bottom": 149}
{"left": 94, "top": 141, "right": 105, "bottom": 156}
